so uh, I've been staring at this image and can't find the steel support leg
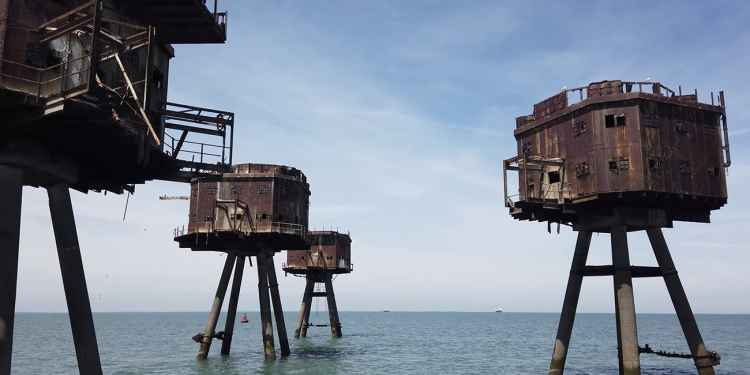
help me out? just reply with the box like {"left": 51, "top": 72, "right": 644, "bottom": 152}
{"left": 611, "top": 225, "right": 640, "bottom": 375}
{"left": 263, "top": 253, "right": 290, "bottom": 357}
{"left": 197, "top": 253, "right": 236, "bottom": 359}
{"left": 0, "top": 167, "right": 22, "bottom": 375}
{"left": 256, "top": 254, "right": 275, "bottom": 360}
{"left": 220, "top": 255, "right": 245, "bottom": 355}
{"left": 324, "top": 274, "right": 342, "bottom": 338}
{"left": 295, "top": 277, "right": 315, "bottom": 338}
{"left": 47, "top": 184, "right": 103, "bottom": 375}
{"left": 549, "top": 231, "right": 592, "bottom": 374}
{"left": 647, "top": 228, "right": 717, "bottom": 375}
{"left": 300, "top": 278, "right": 314, "bottom": 338}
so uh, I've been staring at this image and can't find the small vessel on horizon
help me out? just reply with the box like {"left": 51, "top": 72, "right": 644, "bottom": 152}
{"left": 495, "top": 307, "right": 503, "bottom": 313}
{"left": 240, "top": 313, "right": 249, "bottom": 323}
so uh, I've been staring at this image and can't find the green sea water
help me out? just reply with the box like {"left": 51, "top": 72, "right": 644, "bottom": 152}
{"left": 10, "top": 312, "right": 750, "bottom": 374}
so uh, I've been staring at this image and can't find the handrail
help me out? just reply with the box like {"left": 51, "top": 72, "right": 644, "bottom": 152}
{"left": 719, "top": 91, "right": 731, "bottom": 168}
{"left": 561, "top": 81, "right": 677, "bottom": 101}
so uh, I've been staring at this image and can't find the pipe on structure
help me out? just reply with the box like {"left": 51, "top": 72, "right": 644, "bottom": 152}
{"left": 220, "top": 255, "right": 245, "bottom": 355}
{"left": 197, "top": 253, "right": 236, "bottom": 359}
{"left": 647, "top": 229, "right": 717, "bottom": 375}
{"left": 48, "top": 184, "right": 103, "bottom": 375}
{"left": 549, "top": 231, "right": 592, "bottom": 374}
{"left": 0, "top": 166, "right": 23, "bottom": 375}
{"left": 263, "top": 253, "right": 290, "bottom": 357}
{"left": 256, "top": 254, "right": 276, "bottom": 360}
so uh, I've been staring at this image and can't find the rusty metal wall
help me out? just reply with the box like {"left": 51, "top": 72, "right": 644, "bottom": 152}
{"left": 0, "top": 0, "right": 8, "bottom": 76}
{"left": 187, "top": 164, "right": 310, "bottom": 234}
{"left": 515, "top": 88, "right": 727, "bottom": 205}
{"left": 286, "top": 232, "right": 351, "bottom": 269}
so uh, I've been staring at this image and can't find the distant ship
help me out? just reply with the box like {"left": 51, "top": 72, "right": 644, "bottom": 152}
{"left": 240, "top": 313, "right": 249, "bottom": 323}
{"left": 495, "top": 307, "right": 503, "bottom": 313}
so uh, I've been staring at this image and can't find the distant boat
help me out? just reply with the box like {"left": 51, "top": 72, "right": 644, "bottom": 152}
{"left": 495, "top": 308, "right": 504, "bottom": 313}
{"left": 383, "top": 310, "right": 390, "bottom": 313}
{"left": 240, "top": 313, "right": 249, "bottom": 323}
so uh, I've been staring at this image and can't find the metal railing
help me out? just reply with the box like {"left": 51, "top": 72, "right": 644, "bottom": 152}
{"left": 503, "top": 155, "right": 569, "bottom": 208}
{"left": 563, "top": 81, "right": 677, "bottom": 106}
{"left": 0, "top": 55, "right": 91, "bottom": 102}
{"left": 161, "top": 102, "right": 234, "bottom": 172}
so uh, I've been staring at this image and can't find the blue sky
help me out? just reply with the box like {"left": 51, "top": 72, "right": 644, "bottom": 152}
{"left": 15, "top": 1, "right": 750, "bottom": 313}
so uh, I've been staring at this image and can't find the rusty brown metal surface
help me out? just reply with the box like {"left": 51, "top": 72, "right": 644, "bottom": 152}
{"left": 179, "top": 163, "right": 310, "bottom": 253}
{"left": 0, "top": 0, "right": 233, "bottom": 194}
{"left": 505, "top": 80, "right": 729, "bottom": 225}
{"left": 284, "top": 231, "right": 352, "bottom": 275}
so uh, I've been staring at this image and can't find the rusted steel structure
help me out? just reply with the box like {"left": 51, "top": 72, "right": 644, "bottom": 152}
{"left": 283, "top": 231, "right": 352, "bottom": 338}
{"left": 175, "top": 163, "right": 311, "bottom": 360}
{"left": 0, "top": 1, "right": 230, "bottom": 374}
{"left": 503, "top": 80, "right": 729, "bottom": 375}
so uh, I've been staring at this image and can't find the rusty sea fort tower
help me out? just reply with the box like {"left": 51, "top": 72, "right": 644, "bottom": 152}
{"left": 503, "top": 80, "right": 730, "bottom": 375}
{"left": 175, "top": 163, "right": 311, "bottom": 360}
{"left": 284, "top": 230, "right": 353, "bottom": 338}
{"left": 0, "top": 0, "right": 231, "bottom": 374}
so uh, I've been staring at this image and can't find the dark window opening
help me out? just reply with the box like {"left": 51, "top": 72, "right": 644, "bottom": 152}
{"left": 573, "top": 120, "right": 587, "bottom": 136}
{"left": 575, "top": 162, "right": 590, "bottom": 178}
{"left": 609, "top": 158, "right": 630, "bottom": 174}
{"left": 679, "top": 160, "right": 691, "bottom": 175}
{"left": 648, "top": 158, "right": 662, "bottom": 170}
{"left": 547, "top": 170, "right": 561, "bottom": 184}
{"left": 707, "top": 167, "right": 721, "bottom": 177}
{"left": 605, "top": 114, "right": 626, "bottom": 128}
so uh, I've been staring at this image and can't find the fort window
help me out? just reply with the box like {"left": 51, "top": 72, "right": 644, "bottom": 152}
{"left": 605, "top": 114, "right": 626, "bottom": 128}
{"left": 609, "top": 158, "right": 630, "bottom": 173}
{"left": 679, "top": 160, "right": 691, "bottom": 175}
{"left": 573, "top": 120, "right": 587, "bottom": 136}
{"left": 707, "top": 167, "right": 721, "bottom": 177}
{"left": 256, "top": 185, "right": 271, "bottom": 194}
{"left": 548, "top": 171, "right": 561, "bottom": 184}
{"left": 648, "top": 158, "right": 662, "bottom": 170}
{"left": 575, "top": 162, "right": 590, "bottom": 178}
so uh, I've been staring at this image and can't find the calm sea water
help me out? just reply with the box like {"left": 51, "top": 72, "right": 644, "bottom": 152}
{"left": 10, "top": 312, "right": 750, "bottom": 374}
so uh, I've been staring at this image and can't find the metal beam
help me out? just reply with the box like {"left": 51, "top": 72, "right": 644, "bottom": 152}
{"left": 0, "top": 166, "right": 22, "bottom": 375}
{"left": 549, "top": 231, "right": 591, "bottom": 375}
{"left": 610, "top": 225, "right": 640, "bottom": 375}
{"left": 47, "top": 184, "right": 103, "bottom": 375}
{"left": 220, "top": 255, "right": 245, "bottom": 355}
{"left": 197, "top": 253, "right": 236, "bottom": 359}
{"left": 579, "top": 266, "right": 662, "bottom": 278}
{"left": 256, "top": 254, "right": 275, "bottom": 359}
{"left": 295, "top": 277, "right": 315, "bottom": 338}
{"left": 324, "top": 274, "right": 342, "bottom": 338}
{"left": 165, "top": 122, "right": 224, "bottom": 137}
{"left": 647, "top": 229, "right": 717, "bottom": 374}
{"left": 263, "top": 254, "right": 290, "bottom": 357}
